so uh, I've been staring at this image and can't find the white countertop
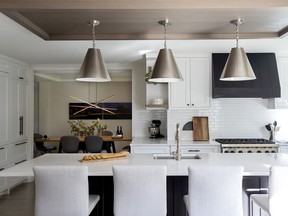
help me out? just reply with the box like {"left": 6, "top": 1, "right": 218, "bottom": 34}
{"left": 1, "top": 153, "right": 288, "bottom": 177}
{"left": 130, "top": 137, "right": 220, "bottom": 146}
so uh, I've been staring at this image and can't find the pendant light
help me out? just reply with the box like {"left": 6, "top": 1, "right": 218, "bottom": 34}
{"left": 148, "top": 19, "right": 183, "bottom": 83}
{"left": 220, "top": 18, "right": 256, "bottom": 81}
{"left": 76, "top": 20, "right": 111, "bottom": 82}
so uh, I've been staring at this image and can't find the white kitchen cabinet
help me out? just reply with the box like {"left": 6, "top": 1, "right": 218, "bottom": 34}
{"left": 171, "top": 144, "right": 220, "bottom": 153}
{"left": 130, "top": 137, "right": 220, "bottom": 154}
{"left": 0, "top": 56, "right": 28, "bottom": 195}
{"left": 169, "top": 57, "right": 210, "bottom": 109}
{"left": 0, "top": 72, "right": 8, "bottom": 146}
{"left": 172, "top": 144, "right": 220, "bottom": 154}
{"left": 9, "top": 141, "right": 28, "bottom": 164}
{"left": 131, "top": 144, "right": 170, "bottom": 153}
{"left": 8, "top": 74, "right": 27, "bottom": 143}
{"left": 268, "top": 57, "right": 288, "bottom": 109}
{"left": 145, "top": 58, "right": 168, "bottom": 109}
{"left": 0, "top": 145, "right": 9, "bottom": 166}
{"left": 0, "top": 164, "right": 9, "bottom": 194}
{"left": 131, "top": 143, "right": 219, "bottom": 154}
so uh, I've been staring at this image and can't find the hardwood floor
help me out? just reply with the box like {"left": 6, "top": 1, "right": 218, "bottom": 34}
{"left": 0, "top": 182, "right": 34, "bottom": 216}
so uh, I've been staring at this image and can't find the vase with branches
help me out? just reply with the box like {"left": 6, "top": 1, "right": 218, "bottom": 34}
{"left": 67, "top": 119, "right": 107, "bottom": 136}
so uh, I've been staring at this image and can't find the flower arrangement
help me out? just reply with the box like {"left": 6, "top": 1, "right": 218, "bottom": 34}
{"left": 67, "top": 119, "right": 107, "bottom": 136}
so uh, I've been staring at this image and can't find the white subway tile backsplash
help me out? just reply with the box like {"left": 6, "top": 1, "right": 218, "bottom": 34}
{"left": 134, "top": 98, "right": 288, "bottom": 141}
{"left": 134, "top": 110, "right": 167, "bottom": 137}
{"left": 167, "top": 98, "right": 288, "bottom": 140}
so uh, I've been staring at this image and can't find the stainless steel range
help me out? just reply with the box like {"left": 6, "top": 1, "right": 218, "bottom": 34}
{"left": 215, "top": 138, "right": 278, "bottom": 153}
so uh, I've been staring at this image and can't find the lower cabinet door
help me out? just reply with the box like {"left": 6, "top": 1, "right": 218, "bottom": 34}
{"left": 8, "top": 158, "right": 27, "bottom": 188}
{"left": 131, "top": 144, "right": 170, "bottom": 154}
{"left": 171, "top": 145, "right": 220, "bottom": 153}
{"left": 131, "top": 147, "right": 170, "bottom": 154}
{"left": 0, "top": 164, "right": 10, "bottom": 194}
{"left": 9, "top": 141, "right": 28, "bottom": 163}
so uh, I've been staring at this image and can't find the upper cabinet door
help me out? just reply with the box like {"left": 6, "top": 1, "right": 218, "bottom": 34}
{"left": 169, "top": 57, "right": 210, "bottom": 109}
{"left": 190, "top": 57, "right": 210, "bottom": 108}
{"left": 169, "top": 58, "right": 191, "bottom": 108}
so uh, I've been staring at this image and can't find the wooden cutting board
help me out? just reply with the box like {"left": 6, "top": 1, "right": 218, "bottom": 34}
{"left": 192, "top": 116, "right": 209, "bottom": 141}
{"left": 80, "top": 151, "right": 129, "bottom": 163}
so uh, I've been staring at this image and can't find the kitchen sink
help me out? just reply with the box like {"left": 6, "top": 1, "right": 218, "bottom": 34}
{"left": 153, "top": 154, "right": 201, "bottom": 160}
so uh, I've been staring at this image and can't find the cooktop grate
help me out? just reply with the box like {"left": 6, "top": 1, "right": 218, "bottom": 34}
{"left": 215, "top": 138, "right": 275, "bottom": 144}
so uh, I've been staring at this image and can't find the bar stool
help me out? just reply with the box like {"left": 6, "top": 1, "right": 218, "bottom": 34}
{"left": 33, "top": 165, "right": 100, "bottom": 216}
{"left": 112, "top": 165, "right": 167, "bottom": 216}
{"left": 184, "top": 165, "right": 244, "bottom": 216}
{"left": 34, "top": 133, "right": 57, "bottom": 156}
{"left": 101, "top": 130, "right": 115, "bottom": 153}
{"left": 60, "top": 136, "right": 80, "bottom": 153}
{"left": 250, "top": 165, "right": 288, "bottom": 216}
{"left": 85, "top": 135, "right": 103, "bottom": 153}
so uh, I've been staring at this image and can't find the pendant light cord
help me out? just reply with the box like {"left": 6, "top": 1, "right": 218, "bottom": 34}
{"left": 92, "top": 23, "right": 96, "bottom": 48}
{"left": 235, "top": 22, "right": 239, "bottom": 48}
{"left": 164, "top": 22, "right": 167, "bottom": 49}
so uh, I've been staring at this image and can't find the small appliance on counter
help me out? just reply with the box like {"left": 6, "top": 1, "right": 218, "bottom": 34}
{"left": 148, "top": 120, "right": 165, "bottom": 139}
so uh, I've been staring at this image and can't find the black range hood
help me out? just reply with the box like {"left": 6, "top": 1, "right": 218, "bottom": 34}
{"left": 212, "top": 53, "right": 281, "bottom": 98}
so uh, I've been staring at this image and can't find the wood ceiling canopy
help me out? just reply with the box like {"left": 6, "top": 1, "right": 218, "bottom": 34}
{"left": 1, "top": 0, "right": 288, "bottom": 41}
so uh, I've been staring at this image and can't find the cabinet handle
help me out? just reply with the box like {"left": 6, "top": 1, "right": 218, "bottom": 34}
{"left": 188, "top": 149, "right": 200, "bottom": 152}
{"left": 19, "top": 116, "right": 24, "bottom": 135}
{"left": 0, "top": 147, "right": 5, "bottom": 150}
{"left": 187, "top": 104, "right": 189, "bottom": 106}
{"left": 191, "top": 104, "right": 195, "bottom": 106}
{"left": 19, "top": 77, "right": 24, "bottom": 80}
{"left": 15, "top": 142, "right": 26, "bottom": 146}
{"left": 15, "top": 159, "right": 27, "bottom": 165}
{"left": 0, "top": 168, "right": 4, "bottom": 171}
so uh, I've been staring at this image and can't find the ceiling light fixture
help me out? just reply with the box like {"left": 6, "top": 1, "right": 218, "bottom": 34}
{"left": 220, "top": 18, "right": 256, "bottom": 81}
{"left": 148, "top": 19, "right": 183, "bottom": 83}
{"left": 76, "top": 20, "right": 111, "bottom": 82}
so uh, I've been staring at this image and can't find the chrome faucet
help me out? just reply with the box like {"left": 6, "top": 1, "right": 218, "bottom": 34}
{"left": 174, "top": 123, "right": 181, "bottom": 160}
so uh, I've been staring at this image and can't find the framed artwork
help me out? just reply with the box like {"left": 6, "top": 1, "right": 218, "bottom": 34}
{"left": 69, "top": 102, "right": 132, "bottom": 120}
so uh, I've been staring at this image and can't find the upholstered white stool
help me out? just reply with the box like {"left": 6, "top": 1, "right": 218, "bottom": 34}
{"left": 184, "top": 165, "right": 244, "bottom": 216}
{"left": 250, "top": 165, "right": 288, "bottom": 216}
{"left": 33, "top": 166, "right": 100, "bottom": 216}
{"left": 112, "top": 165, "right": 167, "bottom": 216}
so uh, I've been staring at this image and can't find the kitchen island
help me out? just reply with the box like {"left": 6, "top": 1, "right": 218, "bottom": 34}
{"left": 1, "top": 153, "right": 288, "bottom": 216}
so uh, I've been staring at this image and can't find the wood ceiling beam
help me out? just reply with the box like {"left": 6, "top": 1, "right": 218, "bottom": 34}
{"left": 2, "top": 11, "right": 50, "bottom": 40}
{"left": 1, "top": 0, "right": 288, "bottom": 10}
{"left": 279, "top": 25, "right": 288, "bottom": 37}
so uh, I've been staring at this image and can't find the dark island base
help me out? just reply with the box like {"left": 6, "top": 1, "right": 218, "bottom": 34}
{"left": 88, "top": 176, "right": 268, "bottom": 216}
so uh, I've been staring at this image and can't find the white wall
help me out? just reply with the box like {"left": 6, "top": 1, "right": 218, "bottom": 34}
{"left": 37, "top": 80, "right": 132, "bottom": 151}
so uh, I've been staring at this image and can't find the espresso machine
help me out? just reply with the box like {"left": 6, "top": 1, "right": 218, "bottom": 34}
{"left": 148, "top": 120, "right": 165, "bottom": 138}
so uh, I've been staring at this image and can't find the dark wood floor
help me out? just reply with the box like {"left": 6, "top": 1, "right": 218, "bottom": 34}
{"left": 0, "top": 182, "right": 34, "bottom": 216}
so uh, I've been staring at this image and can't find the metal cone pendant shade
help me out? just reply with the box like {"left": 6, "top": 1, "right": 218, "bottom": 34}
{"left": 148, "top": 19, "right": 182, "bottom": 83}
{"left": 149, "top": 48, "right": 183, "bottom": 82}
{"left": 220, "top": 47, "right": 256, "bottom": 81}
{"left": 220, "top": 18, "right": 256, "bottom": 81}
{"left": 77, "top": 20, "right": 111, "bottom": 82}
{"left": 77, "top": 48, "right": 111, "bottom": 82}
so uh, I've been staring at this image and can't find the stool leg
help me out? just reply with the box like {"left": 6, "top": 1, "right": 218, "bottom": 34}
{"left": 111, "top": 142, "right": 116, "bottom": 153}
